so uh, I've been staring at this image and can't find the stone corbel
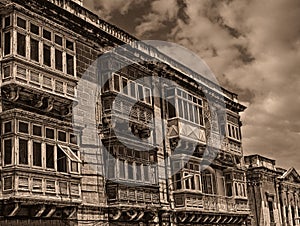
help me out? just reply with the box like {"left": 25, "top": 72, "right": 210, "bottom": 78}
{"left": 135, "top": 211, "right": 144, "bottom": 221}
{"left": 34, "top": 95, "right": 44, "bottom": 108}
{"left": 45, "top": 97, "right": 54, "bottom": 112}
{"left": 126, "top": 210, "right": 138, "bottom": 221}
{"left": 7, "top": 86, "right": 20, "bottom": 102}
{"left": 109, "top": 209, "right": 122, "bottom": 221}
{"left": 178, "top": 213, "right": 188, "bottom": 222}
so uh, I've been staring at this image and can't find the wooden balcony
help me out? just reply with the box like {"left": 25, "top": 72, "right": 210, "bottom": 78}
{"left": 173, "top": 192, "right": 249, "bottom": 214}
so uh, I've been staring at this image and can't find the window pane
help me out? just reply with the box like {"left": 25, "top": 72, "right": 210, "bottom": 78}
{"left": 119, "top": 160, "right": 125, "bottom": 179}
{"left": 19, "top": 121, "right": 28, "bottom": 133}
{"left": 128, "top": 162, "right": 133, "bottom": 179}
{"left": 55, "top": 35, "right": 62, "bottom": 46}
{"left": 175, "top": 173, "right": 181, "bottom": 190}
{"left": 130, "top": 81, "right": 136, "bottom": 98}
{"left": 33, "top": 142, "right": 42, "bottom": 166}
{"left": 138, "top": 85, "right": 144, "bottom": 101}
{"left": 46, "top": 144, "right": 54, "bottom": 168}
{"left": 66, "top": 40, "right": 74, "bottom": 50}
{"left": 144, "top": 165, "right": 149, "bottom": 182}
{"left": 4, "top": 16, "right": 11, "bottom": 27}
{"left": 43, "top": 29, "right": 51, "bottom": 40}
{"left": 4, "top": 32, "right": 11, "bottom": 55}
{"left": 33, "top": 125, "right": 42, "bottom": 136}
{"left": 19, "top": 139, "right": 28, "bottom": 165}
{"left": 17, "top": 33, "right": 26, "bottom": 57}
{"left": 145, "top": 88, "right": 151, "bottom": 104}
{"left": 183, "top": 100, "right": 188, "bottom": 120}
{"left": 178, "top": 99, "right": 183, "bottom": 118}
{"left": 58, "top": 131, "right": 66, "bottom": 142}
{"left": 46, "top": 128, "right": 54, "bottom": 139}
{"left": 168, "top": 98, "right": 176, "bottom": 118}
{"left": 17, "top": 17, "right": 26, "bottom": 29}
{"left": 66, "top": 54, "right": 74, "bottom": 75}
{"left": 70, "top": 134, "right": 78, "bottom": 144}
{"left": 57, "top": 146, "right": 67, "bottom": 172}
{"left": 55, "top": 49, "right": 63, "bottom": 71}
{"left": 30, "top": 38, "right": 39, "bottom": 62}
{"left": 194, "top": 106, "right": 199, "bottom": 124}
{"left": 4, "top": 121, "right": 12, "bottom": 133}
{"left": 113, "top": 74, "right": 120, "bottom": 92}
{"left": 136, "top": 163, "right": 142, "bottom": 181}
{"left": 30, "top": 23, "right": 39, "bottom": 35}
{"left": 122, "top": 78, "right": 128, "bottom": 95}
{"left": 4, "top": 139, "right": 12, "bottom": 165}
{"left": 43, "top": 44, "right": 51, "bottom": 66}
{"left": 228, "top": 124, "right": 232, "bottom": 137}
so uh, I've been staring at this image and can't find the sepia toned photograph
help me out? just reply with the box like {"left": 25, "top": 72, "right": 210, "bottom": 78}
{"left": 0, "top": 0, "right": 299, "bottom": 225}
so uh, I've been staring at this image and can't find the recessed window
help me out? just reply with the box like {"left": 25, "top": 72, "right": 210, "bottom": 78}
{"left": 17, "top": 33, "right": 26, "bottom": 57}
{"left": 4, "top": 139, "right": 12, "bottom": 165}
{"left": 46, "top": 128, "right": 55, "bottom": 139}
{"left": 55, "top": 35, "right": 63, "bottom": 46}
{"left": 66, "top": 40, "right": 74, "bottom": 50}
{"left": 43, "top": 44, "right": 51, "bottom": 67}
{"left": 4, "top": 16, "right": 11, "bottom": 28}
{"left": 19, "top": 138, "right": 28, "bottom": 165}
{"left": 33, "top": 125, "right": 42, "bottom": 136}
{"left": 58, "top": 131, "right": 67, "bottom": 142}
{"left": 70, "top": 134, "right": 78, "bottom": 145}
{"left": 46, "top": 144, "right": 54, "bottom": 169}
{"left": 17, "top": 17, "right": 26, "bottom": 29}
{"left": 4, "top": 121, "right": 12, "bottom": 133}
{"left": 19, "top": 121, "right": 29, "bottom": 133}
{"left": 30, "top": 23, "right": 39, "bottom": 35}
{"left": 33, "top": 142, "right": 42, "bottom": 167}
{"left": 4, "top": 32, "right": 11, "bottom": 55}
{"left": 30, "top": 38, "right": 39, "bottom": 62}
{"left": 43, "top": 29, "right": 51, "bottom": 40}
{"left": 55, "top": 49, "right": 63, "bottom": 71}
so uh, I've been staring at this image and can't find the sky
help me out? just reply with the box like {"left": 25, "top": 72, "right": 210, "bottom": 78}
{"left": 83, "top": 0, "right": 300, "bottom": 171}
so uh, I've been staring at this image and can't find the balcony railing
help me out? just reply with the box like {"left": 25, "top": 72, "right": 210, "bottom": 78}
{"left": 173, "top": 192, "right": 249, "bottom": 213}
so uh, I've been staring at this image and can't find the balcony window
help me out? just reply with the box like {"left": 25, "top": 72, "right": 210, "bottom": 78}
{"left": 70, "top": 134, "right": 78, "bottom": 145}
{"left": 30, "top": 38, "right": 39, "bottom": 62}
{"left": 202, "top": 173, "right": 214, "bottom": 194}
{"left": 121, "top": 78, "right": 128, "bottom": 95}
{"left": 66, "top": 40, "right": 74, "bottom": 50}
{"left": 4, "top": 32, "right": 11, "bottom": 55}
{"left": 130, "top": 81, "right": 136, "bottom": 98}
{"left": 46, "top": 128, "right": 55, "bottom": 139}
{"left": 17, "top": 33, "right": 26, "bottom": 57}
{"left": 55, "top": 35, "right": 63, "bottom": 46}
{"left": 113, "top": 74, "right": 120, "bottom": 92}
{"left": 57, "top": 145, "right": 67, "bottom": 172}
{"left": 17, "top": 17, "right": 26, "bottom": 29}
{"left": 144, "top": 165, "right": 150, "bottom": 182}
{"left": 33, "top": 142, "right": 42, "bottom": 167}
{"left": 175, "top": 173, "right": 182, "bottom": 189}
{"left": 128, "top": 162, "right": 134, "bottom": 180}
{"left": 4, "top": 16, "right": 11, "bottom": 28}
{"left": 66, "top": 54, "right": 74, "bottom": 75}
{"left": 58, "top": 131, "right": 67, "bottom": 142}
{"left": 227, "top": 123, "right": 241, "bottom": 141}
{"left": 46, "top": 144, "right": 54, "bottom": 169}
{"left": 4, "top": 138, "right": 12, "bottom": 165}
{"left": 19, "top": 138, "right": 28, "bottom": 165}
{"left": 43, "top": 29, "right": 51, "bottom": 40}
{"left": 119, "top": 159, "right": 125, "bottom": 179}
{"left": 136, "top": 163, "right": 142, "bottom": 181}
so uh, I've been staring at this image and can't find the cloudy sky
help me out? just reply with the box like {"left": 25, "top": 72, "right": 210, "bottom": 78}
{"left": 83, "top": 0, "right": 300, "bottom": 171}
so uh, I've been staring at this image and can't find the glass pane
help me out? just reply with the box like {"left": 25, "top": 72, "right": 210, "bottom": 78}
{"left": 55, "top": 49, "right": 63, "bottom": 71}
{"left": 46, "top": 144, "right": 54, "bottom": 168}
{"left": 55, "top": 35, "right": 63, "bottom": 45}
{"left": 19, "top": 139, "right": 28, "bottom": 165}
{"left": 66, "top": 40, "right": 74, "bottom": 50}
{"left": 17, "top": 17, "right": 26, "bottom": 29}
{"left": 17, "top": 33, "right": 26, "bottom": 57}
{"left": 43, "top": 44, "right": 51, "bottom": 66}
{"left": 33, "top": 142, "right": 42, "bottom": 166}
{"left": 19, "top": 121, "right": 28, "bottom": 133}
{"left": 4, "top": 139, "right": 12, "bottom": 165}
{"left": 30, "top": 23, "right": 39, "bottom": 35}
{"left": 30, "top": 38, "right": 39, "bottom": 62}
{"left": 43, "top": 29, "right": 51, "bottom": 40}
{"left": 4, "top": 32, "right": 11, "bottom": 55}
{"left": 66, "top": 54, "right": 74, "bottom": 75}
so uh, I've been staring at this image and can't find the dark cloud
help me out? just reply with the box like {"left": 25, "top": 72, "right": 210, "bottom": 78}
{"left": 83, "top": 0, "right": 300, "bottom": 171}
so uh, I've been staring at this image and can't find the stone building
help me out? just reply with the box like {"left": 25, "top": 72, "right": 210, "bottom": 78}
{"left": 0, "top": 0, "right": 250, "bottom": 225}
{"left": 245, "top": 155, "right": 300, "bottom": 226}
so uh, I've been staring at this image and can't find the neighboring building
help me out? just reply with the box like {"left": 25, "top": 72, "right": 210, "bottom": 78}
{"left": 0, "top": 0, "right": 250, "bottom": 225}
{"left": 245, "top": 155, "right": 300, "bottom": 226}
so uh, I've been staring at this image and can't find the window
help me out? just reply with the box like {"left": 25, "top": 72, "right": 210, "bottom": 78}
{"left": 46, "top": 144, "right": 54, "bottom": 169}
{"left": 30, "top": 38, "right": 39, "bottom": 62}
{"left": 55, "top": 35, "right": 63, "bottom": 46}
{"left": 66, "top": 40, "right": 74, "bottom": 50}
{"left": 4, "top": 16, "right": 11, "bottom": 28}
{"left": 145, "top": 88, "right": 151, "bottom": 104}
{"left": 19, "top": 138, "right": 28, "bottom": 165}
{"left": 17, "top": 17, "right": 26, "bottom": 29}
{"left": 138, "top": 84, "right": 144, "bottom": 101}
{"left": 70, "top": 149, "right": 79, "bottom": 173}
{"left": 4, "top": 32, "right": 11, "bottom": 55}
{"left": 122, "top": 78, "right": 128, "bottom": 95}
{"left": 4, "top": 139, "right": 12, "bottom": 165}
{"left": 66, "top": 54, "right": 74, "bottom": 75}
{"left": 33, "top": 125, "right": 42, "bottom": 136}
{"left": 55, "top": 49, "right": 63, "bottom": 71}
{"left": 107, "top": 158, "right": 115, "bottom": 178}
{"left": 175, "top": 173, "right": 182, "bottom": 190}
{"left": 46, "top": 128, "right": 55, "bottom": 139}
{"left": 227, "top": 123, "right": 241, "bottom": 140}
{"left": 119, "top": 159, "right": 125, "bottom": 179}
{"left": 70, "top": 134, "right": 78, "bottom": 145}
{"left": 136, "top": 163, "right": 142, "bottom": 181}
{"left": 202, "top": 173, "right": 214, "bottom": 194}
{"left": 267, "top": 199, "right": 275, "bottom": 223}
{"left": 130, "top": 81, "right": 136, "bottom": 98}
{"left": 30, "top": 23, "right": 39, "bottom": 35}
{"left": 43, "top": 44, "right": 51, "bottom": 66}
{"left": 128, "top": 162, "right": 134, "bottom": 179}
{"left": 17, "top": 33, "right": 26, "bottom": 57}
{"left": 113, "top": 74, "right": 120, "bottom": 92}
{"left": 43, "top": 29, "right": 51, "bottom": 40}
{"left": 4, "top": 121, "right": 12, "bottom": 133}
{"left": 19, "top": 121, "right": 29, "bottom": 133}
{"left": 58, "top": 131, "right": 66, "bottom": 142}
{"left": 144, "top": 165, "right": 149, "bottom": 182}
{"left": 33, "top": 142, "right": 42, "bottom": 167}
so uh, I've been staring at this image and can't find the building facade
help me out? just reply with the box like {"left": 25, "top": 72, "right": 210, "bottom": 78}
{"left": 245, "top": 155, "right": 300, "bottom": 226}
{"left": 0, "top": 0, "right": 250, "bottom": 225}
